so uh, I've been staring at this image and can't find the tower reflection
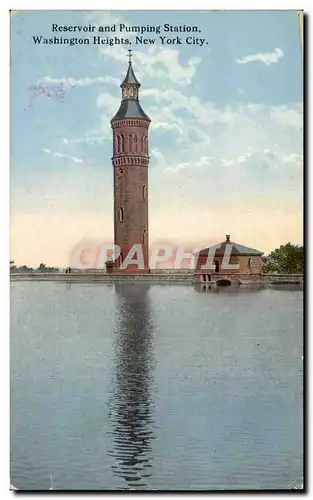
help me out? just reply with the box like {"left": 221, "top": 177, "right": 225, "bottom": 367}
{"left": 108, "top": 284, "right": 156, "bottom": 490}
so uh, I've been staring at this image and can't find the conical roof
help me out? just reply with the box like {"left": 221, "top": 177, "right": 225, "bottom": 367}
{"left": 111, "top": 56, "right": 150, "bottom": 122}
{"left": 121, "top": 62, "right": 140, "bottom": 86}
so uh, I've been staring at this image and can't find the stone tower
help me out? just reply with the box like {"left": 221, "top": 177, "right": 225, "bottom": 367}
{"left": 111, "top": 51, "right": 151, "bottom": 271}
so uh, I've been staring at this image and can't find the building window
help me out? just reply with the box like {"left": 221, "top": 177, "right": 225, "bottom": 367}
{"left": 248, "top": 258, "right": 252, "bottom": 270}
{"left": 129, "top": 87, "right": 134, "bottom": 97}
{"left": 214, "top": 260, "right": 220, "bottom": 273}
{"left": 117, "top": 135, "right": 122, "bottom": 153}
{"left": 118, "top": 206, "right": 124, "bottom": 222}
{"left": 134, "top": 135, "right": 138, "bottom": 153}
{"left": 142, "top": 229, "right": 147, "bottom": 244}
{"left": 129, "top": 134, "right": 133, "bottom": 153}
{"left": 142, "top": 184, "right": 146, "bottom": 200}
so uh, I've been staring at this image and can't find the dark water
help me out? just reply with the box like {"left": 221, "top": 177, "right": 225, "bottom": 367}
{"left": 10, "top": 282, "right": 303, "bottom": 490}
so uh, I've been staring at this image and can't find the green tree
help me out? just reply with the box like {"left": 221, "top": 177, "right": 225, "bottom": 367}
{"left": 19, "top": 265, "right": 34, "bottom": 272}
{"left": 262, "top": 243, "right": 303, "bottom": 274}
{"left": 38, "top": 263, "right": 47, "bottom": 272}
{"left": 10, "top": 260, "right": 17, "bottom": 273}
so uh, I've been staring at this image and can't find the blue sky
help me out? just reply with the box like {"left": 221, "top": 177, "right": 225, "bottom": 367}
{"left": 11, "top": 10, "right": 303, "bottom": 266}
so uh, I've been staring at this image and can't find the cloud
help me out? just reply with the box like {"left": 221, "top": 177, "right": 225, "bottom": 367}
{"left": 101, "top": 45, "right": 202, "bottom": 86}
{"left": 41, "top": 148, "right": 83, "bottom": 164}
{"left": 88, "top": 10, "right": 203, "bottom": 87}
{"left": 39, "top": 75, "right": 120, "bottom": 88}
{"left": 270, "top": 105, "right": 303, "bottom": 128}
{"left": 236, "top": 47, "right": 284, "bottom": 66}
{"left": 165, "top": 162, "right": 189, "bottom": 173}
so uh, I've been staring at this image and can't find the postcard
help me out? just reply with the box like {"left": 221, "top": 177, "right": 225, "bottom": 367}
{"left": 10, "top": 10, "right": 303, "bottom": 491}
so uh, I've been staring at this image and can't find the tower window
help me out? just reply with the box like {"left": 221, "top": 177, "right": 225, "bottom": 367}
{"left": 142, "top": 229, "right": 147, "bottom": 244}
{"left": 134, "top": 135, "right": 138, "bottom": 153}
{"left": 129, "top": 134, "right": 133, "bottom": 153}
{"left": 248, "top": 257, "right": 252, "bottom": 270}
{"left": 117, "top": 135, "right": 122, "bottom": 153}
{"left": 118, "top": 206, "right": 124, "bottom": 222}
{"left": 142, "top": 184, "right": 146, "bottom": 200}
{"left": 129, "top": 87, "right": 134, "bottom": 97}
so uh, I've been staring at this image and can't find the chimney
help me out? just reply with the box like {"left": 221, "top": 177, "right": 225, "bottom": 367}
{"left": 226, "top": 234, "right": 230, "bottom": 243}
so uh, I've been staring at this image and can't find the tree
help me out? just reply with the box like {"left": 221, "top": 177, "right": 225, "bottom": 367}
{"left": 19, "top": 265, "right": 34, "bottom": 272}
{"left": 36, "top": 263, "right": 59, "bottom": 273}
{"left": 262, "top": 243, "right": 303, "bottom": 274}
{"left": 10, "top": 260, "right": 17, "bottom": 273}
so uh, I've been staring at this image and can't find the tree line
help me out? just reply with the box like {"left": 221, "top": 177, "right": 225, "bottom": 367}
{"left": 10, "top": 262, "right": 60, "bottom": 273}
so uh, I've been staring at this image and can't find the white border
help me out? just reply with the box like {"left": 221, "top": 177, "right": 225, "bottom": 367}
{"left": 2, "top": 2, "right": 309, "bottom": 499}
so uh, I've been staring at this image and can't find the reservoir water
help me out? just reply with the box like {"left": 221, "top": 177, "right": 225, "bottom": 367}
{"left": 10, "top": 282, "right": 303, "bottom": 490}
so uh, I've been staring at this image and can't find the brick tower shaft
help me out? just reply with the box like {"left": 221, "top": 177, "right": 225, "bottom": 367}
{"left": 111, "top": 51, "right": 151, "bottom": 271}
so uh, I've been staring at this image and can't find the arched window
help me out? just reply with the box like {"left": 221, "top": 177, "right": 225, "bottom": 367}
{"left": 142, "top": 229, "right": 147, "bottom": 244}
{"left": 248, "top": 257, "right": 252, "bottom": 270}
{"left": 141, "top": 135, "right": 144, "bottom": 153}
{"left": 129, "top": 87, "right": 134, "bottom": 97}
{"left": 144, "top": 136, "right": 148, "bottom": 154}
{"left": 129, "top": 134, "right": 133, "bottom": 153}
{"left": 117, "top": 135, "right": 122, "bottom": 153}
{"left": 121, "top": 134, "right": 125, "bottom": 152}
{"left": 134, "top": 135, "right": 138, "bottom": 153}
{"left": 142, "top": 184, "right": 146, "bottom": 200}
{"left": 118, "top": 206, "right": 124, "bottom": 222}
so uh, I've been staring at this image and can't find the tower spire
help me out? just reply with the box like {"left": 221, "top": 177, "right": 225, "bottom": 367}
{"left": 111, "top": 52, "right": 150, "bottom": 121}
{"left": 121, "top": 51, "right": 141, "bottom": 88}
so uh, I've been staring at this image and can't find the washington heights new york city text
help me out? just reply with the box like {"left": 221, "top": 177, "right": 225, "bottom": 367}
{"left": 32, "top": 22, "right": 209, "bottom": 47}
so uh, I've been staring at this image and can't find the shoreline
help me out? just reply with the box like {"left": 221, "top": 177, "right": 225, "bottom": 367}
{"left": 10, "top": 272, "right": 303, "bottom": 286}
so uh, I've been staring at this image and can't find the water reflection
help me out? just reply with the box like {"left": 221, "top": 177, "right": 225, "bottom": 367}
{"left": 108, "top": 284, "right": 156, "bottom": 490}
{"left": 193, "top": 284, "right": 265, "bottom": 294}
{"left": 270, "top": 284, "right": 303, "bottom": 292}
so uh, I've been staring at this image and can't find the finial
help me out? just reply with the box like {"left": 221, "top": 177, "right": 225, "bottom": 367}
{"left": 226, "top": 234, "right": 230, "bottom": 243}
{"left": 128, "top": 49, "right": 132, "bottom": 64}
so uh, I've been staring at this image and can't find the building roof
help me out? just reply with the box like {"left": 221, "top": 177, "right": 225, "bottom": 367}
{"left": 121, "top": 62, "right": 141, "bottom": 87}
{"left": 112, "top": 58, "right": 150, "bottom": 122}
{"left": 195, "top": 235, "right": 263, "bottom": 257}
{"left": 111, "top": 99, "right": 150, "bottom": 121}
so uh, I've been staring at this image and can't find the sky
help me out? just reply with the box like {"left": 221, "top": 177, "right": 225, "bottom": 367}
{"left": 10, "top": 10, "right": 303, "bottom": 267}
